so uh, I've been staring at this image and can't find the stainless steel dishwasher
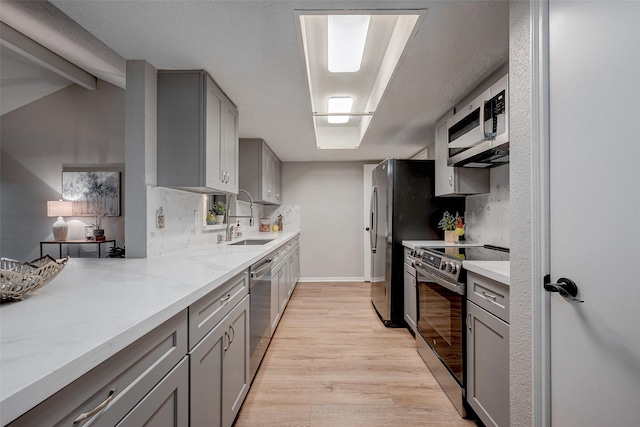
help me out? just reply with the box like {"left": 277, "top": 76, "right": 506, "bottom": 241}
{"left": 249, "top": 255, "right": 273, "bottom": 381}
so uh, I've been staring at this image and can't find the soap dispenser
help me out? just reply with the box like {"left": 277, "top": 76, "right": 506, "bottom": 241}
{"left": 235, "top": 220, "right": 242, "bottom": 238}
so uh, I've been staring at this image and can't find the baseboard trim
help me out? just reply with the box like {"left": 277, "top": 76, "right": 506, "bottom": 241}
{"left": 298, "top": 277, "right": 365, "bottom": 283}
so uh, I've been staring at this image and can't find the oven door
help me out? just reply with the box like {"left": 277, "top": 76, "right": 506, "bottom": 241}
{"left": 416, "top": 267, "right": 465, "bottom": 385}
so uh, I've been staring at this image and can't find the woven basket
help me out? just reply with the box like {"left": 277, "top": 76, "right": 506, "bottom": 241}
{"left": 1, "top": 255, "right": 69, "bottom": 302}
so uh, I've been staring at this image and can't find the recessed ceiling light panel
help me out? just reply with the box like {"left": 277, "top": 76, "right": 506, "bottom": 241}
{"left": 327, "top": 96, "right": 353, "bottom": 123}
{"left": 328, "top": 15, "right": 370, "bottom": 73}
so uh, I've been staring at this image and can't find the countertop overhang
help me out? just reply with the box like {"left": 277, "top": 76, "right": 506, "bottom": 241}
{"left": 0, "top": 230, "right": 299, "bottom": 425}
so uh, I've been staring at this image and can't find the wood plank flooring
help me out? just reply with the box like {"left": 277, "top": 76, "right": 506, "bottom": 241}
{"left": 234, "top": 282, "right": 477, "bottom": 427}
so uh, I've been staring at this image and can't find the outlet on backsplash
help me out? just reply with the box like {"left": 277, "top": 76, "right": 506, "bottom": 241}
{"left": 156, "top": 207, "right": 165, "bottom": 229}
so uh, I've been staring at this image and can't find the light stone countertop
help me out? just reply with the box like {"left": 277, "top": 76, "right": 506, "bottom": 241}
{"left": 0, "top": 230, "right": 299, "bottom": 425}
{"left": 463, "top": 261, "right": 510, "bottom": 285}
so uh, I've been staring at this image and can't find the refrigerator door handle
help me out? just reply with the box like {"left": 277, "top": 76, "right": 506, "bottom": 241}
{"left": 370, "top": 186, "right": 377, "bottom": 253}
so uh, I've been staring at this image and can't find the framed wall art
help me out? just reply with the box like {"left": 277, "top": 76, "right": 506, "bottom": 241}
{"left": 61, "top": 171, "right": 121, "bottom": 216}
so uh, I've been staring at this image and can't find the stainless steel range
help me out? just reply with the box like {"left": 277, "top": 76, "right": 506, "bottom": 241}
{"left": 408, "top": 245, "right": 509, "bottom": 417}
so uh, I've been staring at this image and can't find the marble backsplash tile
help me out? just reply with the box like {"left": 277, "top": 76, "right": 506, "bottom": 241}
{"left": 146, "top": 187, "right": 301, "bottom": 257}
{"left": 464, "top": 164, "right": 510, "bottom": 248}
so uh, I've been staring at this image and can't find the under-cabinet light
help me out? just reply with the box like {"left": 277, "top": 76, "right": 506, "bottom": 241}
{"left": 328, "top": 15, "right": 370, "bottom": 73}
{"left": 327, "top": 97, "right": 353, "bottom": 123}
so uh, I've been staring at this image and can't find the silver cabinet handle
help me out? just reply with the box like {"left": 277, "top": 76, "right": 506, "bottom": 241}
{"left": 73, "top": 388, "right": 117, "bottom": 424}
{"left": 220, "top": 294, "right": 231, "bottom": 304}
{"left": 449, "top": 176, "right": 453, "bottom": 187}
{"left": 224, "top": 331, "right": 229, "bottom": 352}
{"left": 482, "top": 291, "right": 498, "bottom": 301}
{"left": 228, "top": 325, "right": 235, "bottom": 345}
{"left": 467, "top": 313, "right": 472, "bottom": 332}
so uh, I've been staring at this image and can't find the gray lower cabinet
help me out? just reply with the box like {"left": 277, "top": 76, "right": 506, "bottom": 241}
{"left": 269, "top": 239, "right": 300, "bottom": 337}
{"left": 9, "top": 311, "right": 188, "bottom": 427}
{"left": 189, "top": 294, "right": 250, "bottom": 427}
{"left": 403, "top": 260, "right": 417, "bottom": 333}
{"left": 466, "top": 272, "right": 510, "bottom": 427}
{"left": 116, "top": 357, "right": 189, "bottom": 427}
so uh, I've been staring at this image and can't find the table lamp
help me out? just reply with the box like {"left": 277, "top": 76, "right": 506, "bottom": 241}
{"left": 47, "top": 200, "right": 73, "bottom": 241}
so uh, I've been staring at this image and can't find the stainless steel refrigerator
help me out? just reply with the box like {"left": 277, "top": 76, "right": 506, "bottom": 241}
{"left": 369, "top": 159, "right": 465, "bottom": 327}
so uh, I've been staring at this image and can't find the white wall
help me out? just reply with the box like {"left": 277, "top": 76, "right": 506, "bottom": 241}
{"left": 281, "top": 161, "right": 366, "bottom": 281}
{"left": 509, "top": 1, "right": 534, "bottom": 425}
{"left": 1, "top": 81, "right": 125, "bottom": 260}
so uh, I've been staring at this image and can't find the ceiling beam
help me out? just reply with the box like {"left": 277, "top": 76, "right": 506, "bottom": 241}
{"left": 0, "top": 22, "right": 96, "bottom": 90}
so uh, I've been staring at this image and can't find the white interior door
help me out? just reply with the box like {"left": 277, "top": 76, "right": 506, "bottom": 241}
{"left": 548, "top": 1, "right": 640, "bottom": 425}
{"left": 363, "top": 164, "right": 375, "bottom": 282}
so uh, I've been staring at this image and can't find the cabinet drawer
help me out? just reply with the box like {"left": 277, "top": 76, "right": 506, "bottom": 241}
{"left": 467, "top": 272, "right": 510, "bottom": 323}
{"left": 189, "top": 270, "right": 249, "bottom": 349}
{"left": 10, "top": 310, "right": 188, "bottom": 427}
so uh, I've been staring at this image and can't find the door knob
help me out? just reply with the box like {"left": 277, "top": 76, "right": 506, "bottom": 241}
{"left": 544, "top": 276, "right": 584, "bottom": 303}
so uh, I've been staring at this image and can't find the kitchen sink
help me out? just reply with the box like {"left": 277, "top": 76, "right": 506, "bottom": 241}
{"left": 229, "top": 239, "right": 274, "bottom": 246}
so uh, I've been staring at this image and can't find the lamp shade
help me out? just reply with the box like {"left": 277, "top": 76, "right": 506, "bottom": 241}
{"left": 47, "top": 201, "right": 73, "bottom": 217}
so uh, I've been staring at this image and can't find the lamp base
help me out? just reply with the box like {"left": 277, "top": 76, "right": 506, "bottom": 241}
{"left": 52, "top": 216, "right": 68, "bottom": 241}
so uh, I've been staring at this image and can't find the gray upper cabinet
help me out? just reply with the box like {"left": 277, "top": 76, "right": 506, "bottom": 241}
{"left": 158, "top": 70, "right": 238, "bottom": 194}
{"left": 239, "top": 138, "right": 281, "bottom": 205}
{"left": 435, "top": 112, "right": 489, "bottom": 197}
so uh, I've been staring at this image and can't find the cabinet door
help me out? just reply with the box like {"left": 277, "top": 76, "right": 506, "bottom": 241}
{"left": 261, "top": 144, "right": 272, "bottom": 201}
{"left": 467, "top": 301, "right": 509, "bottom": 427}
{"left": 274, "top": 156, "right": 282, "bottom": 204}
{"left": 270, "top": 262, "right": 281, "bottom": 335}
{"left": 205, "top": 75, "right": 224, "bottom": 190}
{"left": 222, "top": 295, "right": 250, "bottom": 427}
{"left": 116, "top": 357, "right": 189, "bottom": 427}
{"left": 287, "top": 254, "right": 295, "bottom": 297}
{"left": 189, "top": 311, "right": 225, "bottom": 427}
{"left": 403, "top": 262, "right": 417, "bottom": 333}
{"left": 220, "top": 97, "right": 238, "bottom": 193}
{"left": 278, "top": 263, "right": 287, "bottom": 313}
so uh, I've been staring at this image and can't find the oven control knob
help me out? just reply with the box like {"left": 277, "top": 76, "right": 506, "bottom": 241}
{"left": 441, "top": 263, "right": 447, "bottom": 271}
{"left": 450, "top": 264, "right": 458, "bottom": 274}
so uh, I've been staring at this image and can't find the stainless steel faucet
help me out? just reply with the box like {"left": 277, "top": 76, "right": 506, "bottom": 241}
{"left": 227, "top": 189, "right": 255, "bottom": 226}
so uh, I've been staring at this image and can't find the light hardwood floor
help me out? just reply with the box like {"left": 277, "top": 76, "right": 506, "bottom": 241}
{"left": 234, "top": 282, "right": 477, "bottom": 427}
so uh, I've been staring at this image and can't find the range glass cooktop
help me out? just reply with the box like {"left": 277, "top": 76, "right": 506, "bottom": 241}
{"left": 421, "top": 244, "right": 510, "bottom": 262}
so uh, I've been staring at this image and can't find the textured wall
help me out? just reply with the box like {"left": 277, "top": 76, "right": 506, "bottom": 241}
{"left": 509, "top": 1, "right": 534, "bottom": 425}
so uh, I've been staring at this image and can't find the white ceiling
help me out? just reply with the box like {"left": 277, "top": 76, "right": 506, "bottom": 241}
{"left": 3, "top": 1, "right": 509, "bottom": 162}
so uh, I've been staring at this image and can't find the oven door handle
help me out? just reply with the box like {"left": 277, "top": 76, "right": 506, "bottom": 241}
{"left": 415, "top": 264, "right": 464, "bottom": 295}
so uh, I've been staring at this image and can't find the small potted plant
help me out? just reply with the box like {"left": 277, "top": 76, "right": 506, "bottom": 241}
{"left": 438, "top": 211, "right": 462, "bottom": 243}
{"left": 210, "top": 201, "right": 226, "bottom": 225}
{"left": 92, "top": 211, "right": 107, "bottom": 240}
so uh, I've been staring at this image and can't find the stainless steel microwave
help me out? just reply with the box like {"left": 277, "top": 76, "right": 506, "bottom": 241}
{"left": 447, "top": 73, "right": 509, "bottom": 168}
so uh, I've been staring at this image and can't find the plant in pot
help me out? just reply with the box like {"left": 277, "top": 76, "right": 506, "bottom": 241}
{"left": 209, "top": 201, "right": 226, "bottom": 225}
{"left": 438, "top": 211, "right": 463, "bottom": 243}
{"left": 92, "top": 212, "right": 107, "bottom": 240}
